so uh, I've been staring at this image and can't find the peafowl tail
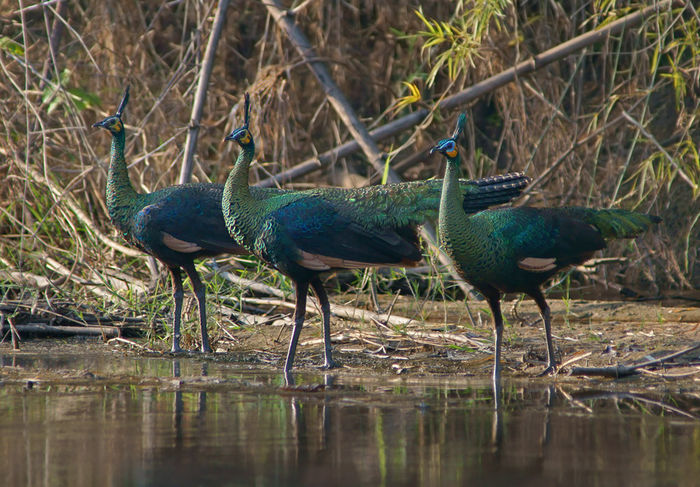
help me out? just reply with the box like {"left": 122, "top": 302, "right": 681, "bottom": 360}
{"left": 564, "top": 208, "right": 661, "bottom": 240}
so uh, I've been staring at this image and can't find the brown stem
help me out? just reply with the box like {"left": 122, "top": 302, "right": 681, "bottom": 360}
{"left": 179, "top": 0, "right": 231, "bottom": 184}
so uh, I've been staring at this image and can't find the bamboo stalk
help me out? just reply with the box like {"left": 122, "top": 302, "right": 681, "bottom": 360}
{"left": 257, "top": 0, "right": 678, "bottom": 188}
{"left": 179, "top": 0, "right": 230, "bottom": 184}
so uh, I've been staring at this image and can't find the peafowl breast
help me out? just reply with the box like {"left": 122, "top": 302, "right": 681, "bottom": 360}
{"left": 432, "top": 113, "right": 661, "bottom": 385}
{"left": 93, "top": 87, "right": 285, "bottom": 353}
{"left": 221, "top": 94, "right": 531, "bottom": 374}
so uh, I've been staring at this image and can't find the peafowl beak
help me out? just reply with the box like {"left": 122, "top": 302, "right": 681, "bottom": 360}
{"left": 430, "top": 139, "right": 458, "bottom": 158}
{"left": 92, "top": 119, "right": 108, "bottom": 129}
{"left": 429, "top": 145, "right": 439, "bottom": 156}
{"left": 225, "top": 127, "right": 252, "bottom": 145}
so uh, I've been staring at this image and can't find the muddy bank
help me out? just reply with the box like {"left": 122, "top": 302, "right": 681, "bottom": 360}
{"left": 1, "top": 298, "right": 698, "bottom": 387}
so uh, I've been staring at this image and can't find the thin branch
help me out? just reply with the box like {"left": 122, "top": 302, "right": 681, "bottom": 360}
{"left": 179, "top": 0, "right": 230, "bottom": 184}
{"left": 242, "top": 296, "right": 421, "bottom": 328}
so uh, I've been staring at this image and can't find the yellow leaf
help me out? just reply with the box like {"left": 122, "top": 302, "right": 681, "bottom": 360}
{"left": 391, "top": 82, "right": 422, "bottom": 113}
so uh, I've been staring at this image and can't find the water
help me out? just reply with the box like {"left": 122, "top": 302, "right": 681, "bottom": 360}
{"left": 0, "top": 348, "right": 698, "bottom": 486}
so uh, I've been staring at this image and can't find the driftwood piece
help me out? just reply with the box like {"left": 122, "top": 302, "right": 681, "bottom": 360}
{"left": 257, "top": 0, "right": 678, "bottom": 188}
{"left": 569, "top": 342, "right": 700, "bottom": 378}
{"left": 179, "top": 0, "right": 230, "bottom": 184}
{"left": 2, "top": 323, "right": 121, "bottom": 338}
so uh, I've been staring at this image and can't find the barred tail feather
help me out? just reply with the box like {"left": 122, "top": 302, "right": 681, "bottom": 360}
{"left": 461, "top": 172, "right": 530, "bottom": 214}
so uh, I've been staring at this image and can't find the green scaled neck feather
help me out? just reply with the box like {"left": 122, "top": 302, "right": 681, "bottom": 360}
{"left": 105, "top": 124, "right": 142, "bottom": 229}
{"left": 92, "top": 88, "right": 145, "bottom": 238}
{"left": 433, "top": 113, "right": 475, "bottom": 257}
{"left": 222, "top": 124, "right": 259, "bottom": 250}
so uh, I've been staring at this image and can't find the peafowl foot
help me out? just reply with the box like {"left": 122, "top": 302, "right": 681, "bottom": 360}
{"left": 170, "top": 342, "right": 183, "bottom": 353}
{"left": 537, "top": 364, "right": 558, "bottom": 377}
{"left": 320, "top": 359, "right": 340, "bottom": 370}
{"left": 200, "top": 345, "right": 212, "bottom": 353}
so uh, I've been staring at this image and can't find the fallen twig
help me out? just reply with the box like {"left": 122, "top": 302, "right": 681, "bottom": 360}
{"left": 207, "top": 263, "right": 287, "bottom": 298}
{"left": 2, "top": 323, "right": 121, "bottom": 338}
{"left": 107, "top": 337, "right": 154, "bottom": 351}
{"left": 570, "top": 342, "right": 700, "bottom": 378}
{"left": 240, "top": 296, "right": 419, "bottom": 327}
{"left": 558, "top": 351, "right": 592, "bottom": 370}
{"left": 638, "top": 367, "right": 700, "bottom": 379}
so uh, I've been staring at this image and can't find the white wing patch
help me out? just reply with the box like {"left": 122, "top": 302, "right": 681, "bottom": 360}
{"left": 517, "top": 257, "right": 557, "bottom": 272}
{"left": 162, "top": 232, "right": 203, "bottom": 253}
{"left": 298, "top": 250, "right": 372, "bottom": 271}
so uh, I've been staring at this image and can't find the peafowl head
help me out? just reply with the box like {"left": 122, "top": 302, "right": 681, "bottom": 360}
{"left": 224, "top": 93, "right": 254, "bottom": 149}
{"left": 429, "top": 113, "right": 466, "bottom": 160}
{"left": 93, "top": 86, "right": 130, "bottom": 135}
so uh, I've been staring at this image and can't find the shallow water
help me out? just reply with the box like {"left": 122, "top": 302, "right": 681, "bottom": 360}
{"left": 0, "top": 348, "right": 699, "bottom": 487}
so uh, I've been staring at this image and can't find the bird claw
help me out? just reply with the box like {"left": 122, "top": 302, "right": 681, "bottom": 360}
{"left": 537, "top": 365, "right": 558, "bottom": 377}
{"left": 320, "top": 359, "right": 340, "bottom": 370}
{"left": 200, "top": 346, "right": 212, "bottom": 353}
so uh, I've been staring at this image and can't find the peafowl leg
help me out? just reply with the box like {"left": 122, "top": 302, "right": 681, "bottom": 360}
{"left": 532, "top": 290, "right": 557, "bottom": 376}
{"left": 285, "top": 282, "right": 308, "bottom": 373}
{"left": 183, "top": 263, "right": 212, "bottom": 353}
{"left": 168, "top": 267, "right": 184, "bottom": 353}
{"left": 484, "top": 289, "right": 504, "bottom": 390}
{"left": 310, "top": 277, "right": 339, "bottom": 369}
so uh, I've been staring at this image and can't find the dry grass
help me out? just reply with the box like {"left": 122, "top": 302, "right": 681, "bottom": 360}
{"left": 0, "top": 1, "right": 698, "bottom": 346}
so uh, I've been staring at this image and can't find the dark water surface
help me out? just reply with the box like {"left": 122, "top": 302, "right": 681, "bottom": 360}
{"left": 0, "top": 349, "right": 698, "bottom": 487}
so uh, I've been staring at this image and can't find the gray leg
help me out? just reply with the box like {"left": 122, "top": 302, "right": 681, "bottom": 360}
{"left": 169, "top": 267, "right": 184, "bottom": 353}
{"left": 485, "top": 290, "right": 504, "bottom": 395}
{"left": 285, "top": 282, "right": 308, "bottom": 373}
{"left": 532, "top": 290, "right": 557, "bottom": 375}
{"left": 310, "top": 277, "right": 339, "bottom": 369}
{"left": 183, "top": 263, "right": 211, "bottom": 353}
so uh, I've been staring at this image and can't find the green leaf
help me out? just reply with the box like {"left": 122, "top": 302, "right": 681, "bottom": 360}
{"left": 67, "top": 87, "right": 101, "bottom": 110}
{"left": 381, "top": 150, "right": 394, "bottom": 185}
{"left": 0, "top": 37, "right": 24, "bottom": 56}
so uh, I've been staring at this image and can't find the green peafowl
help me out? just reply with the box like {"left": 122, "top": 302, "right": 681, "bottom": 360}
{"left": 431, "top": 113, "right": 661, "bottom": 384}
{"left": 92, "top": 87, "right": 292, "bottom": 353}
{"left": 93, "top": 89, "right": 523, "bottom": 355}
{"left": 222, "top": 94, "right": 531, "bottom": 373}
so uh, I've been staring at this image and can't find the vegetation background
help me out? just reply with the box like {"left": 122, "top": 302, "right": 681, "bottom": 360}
{"left": 1, "top": 0, "right": 698, "bottom": 346}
